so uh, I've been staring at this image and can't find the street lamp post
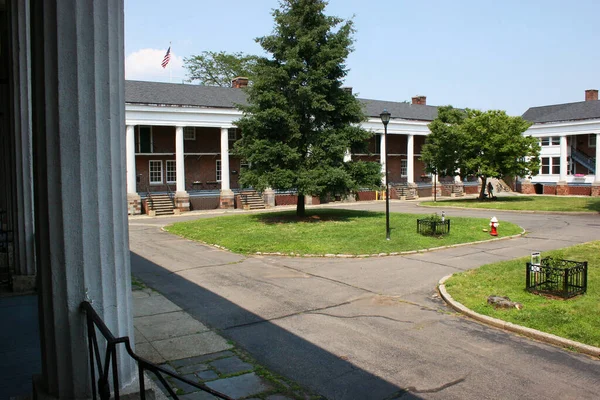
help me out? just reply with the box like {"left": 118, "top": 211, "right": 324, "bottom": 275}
{"left": 380, "top": 109, "right": 391, "bottom": 240}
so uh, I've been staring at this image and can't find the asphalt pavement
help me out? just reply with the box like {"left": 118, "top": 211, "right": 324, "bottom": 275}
{"left": 129, "top": 199, "right": 600, "bottom": 400}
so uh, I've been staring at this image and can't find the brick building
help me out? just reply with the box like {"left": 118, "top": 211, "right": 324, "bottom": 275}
{"left": 519, "top": 89, "right": 600, "bottom": 196}
{"left": 125, "top": 81, "right": 471, "bottom": 214}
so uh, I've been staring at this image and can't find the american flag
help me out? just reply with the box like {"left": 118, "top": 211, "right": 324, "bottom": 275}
{"left": 161, "top": 47, "right": 171, "bottom": 68}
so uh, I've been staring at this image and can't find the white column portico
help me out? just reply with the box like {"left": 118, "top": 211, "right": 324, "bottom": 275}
{"left": 126, "top": 125, "right": 141, "bottom": 214}
{"left": 380, "top": 133, "right": 386, "bottom": 186}
{"left": 595, "top": 133, "right": 600, "bottom": 182}
{"left": 406, "top": 134, "right": 415, "bottom": 184}
{"left": 10, "top": 0, "right": 36, "bottom": 290}
{"left": 220, "top": 127, "right": 234, "bottom": 208}
{"left": 344, "top": 148, "right": 351, "bottom": 162}
{"left": 559, "top": 135, "right": 568, "bottom": 183}
{"left": 126, "top": 125, "right": 136, "bottom": 194}
{"left": 593, "top": 133, "right": 600, "bottom": 196}
{"left": 30, "top": 0, "right": 136, "bottom": 398}
{"left": 173, "top": 126, "right": 190, "bottom": 212}
{"left": 175, "top": 126, "right": 186, "bottom": 193}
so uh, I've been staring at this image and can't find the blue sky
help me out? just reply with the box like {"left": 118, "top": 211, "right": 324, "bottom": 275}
{"left": 124, "top": 0, "right": 599, "bottom": 116}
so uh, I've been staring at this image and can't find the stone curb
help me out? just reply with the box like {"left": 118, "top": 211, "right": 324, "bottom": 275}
{"left": 162, "top": 226, "right": 525, "bottom": 258}
{"left": 437, "top": 274, "right": 600, "bottom": 359}
{"left": 417, "top": 203, "right": 598, "bottom": 215}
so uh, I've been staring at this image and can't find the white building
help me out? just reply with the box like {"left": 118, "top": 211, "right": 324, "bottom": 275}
{"left": 520, "top": 89, "right": 600, "bottom": 195}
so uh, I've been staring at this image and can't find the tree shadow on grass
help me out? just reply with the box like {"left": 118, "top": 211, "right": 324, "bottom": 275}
{"left": 465, "top": 197, "right": 535, "bottom": 203}
{"left": 250, "top": 208, "right": 380, "bottom": 225}
{"left": 585, "top": 199, "right": 600, "bottom": 212}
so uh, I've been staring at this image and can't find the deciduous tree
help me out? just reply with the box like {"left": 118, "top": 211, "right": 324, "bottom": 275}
{"left": 234, "top": 0, "right": 381, "bottom": 216}
{"left": 184, "top": 51, "right": 258, "bottom": 86}
{"left": 422, "top": 106, "right": 540, "bottom": 200}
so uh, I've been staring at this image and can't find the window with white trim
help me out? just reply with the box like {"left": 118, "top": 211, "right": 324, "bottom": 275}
{"left": 183, "top": 127, "right": 196, "bottom": 141}
{"left": 540, "top": 136, "right": 560, "bottom": 146}
{"left": 216, "top": 160, "right": 222, "bottom": 182}
{"left": 166, "top": 160, "right": 176, "bottom": 183}
{"left": 149, "top": 160, "right": 163, "bottom": 184}
{"left": 228, "top": 128, "right": 238, "bottom": 141}
{"left": 589, "top": 134, "right": 597, "bottom": 147}
{"left": 400, "top": 159, "right": 407, "bottom": 177}
{"left": 540, "top": 157, "right": 560, "bottom": 175}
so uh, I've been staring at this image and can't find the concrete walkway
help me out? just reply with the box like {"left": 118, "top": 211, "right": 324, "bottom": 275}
{"left": 129, "top": 200, "right": 600, "bottom": 400}
{"left": 133, "top": 286, "right": 316, "bottom": 399}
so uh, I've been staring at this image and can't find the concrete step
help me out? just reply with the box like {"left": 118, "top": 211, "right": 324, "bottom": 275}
{"left": 239, "top": 191, "right": 266, "bottom": 209}
{"left": 148, "top": 194, "right": 175, "bottom": 215}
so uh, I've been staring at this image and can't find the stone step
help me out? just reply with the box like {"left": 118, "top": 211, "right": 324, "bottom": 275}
{"left": 148, "top": 194, "right": 175, "bottom": 215}
{"left": 239, "top": 191, "right": 266, "bottom": 209}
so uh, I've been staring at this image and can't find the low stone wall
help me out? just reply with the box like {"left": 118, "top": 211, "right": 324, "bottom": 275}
{"left": 516, "top": 181, "right": 597, "bottom": 196}
{"left": 189, "top": 196, "right": 220, "bottom": 210}
{"left": 543, "top": 184, "right": 557, "bottom": 195}
{"left": 569, "top": 186, "right": 592, "bottom": 196}
{"left": 274, "top": 194, "right": 321, "bottom": 206}
{"left": 464, "top": 184, "right": 480, "bottom": 195}
{"left": 357, "top": 191, "right": 376, "bottom": 201}
{"left": 275, "top": 194, "right": 298, "bottom": 206}
{"left": 417, "top": 186, "right": 432, "bottom": 198}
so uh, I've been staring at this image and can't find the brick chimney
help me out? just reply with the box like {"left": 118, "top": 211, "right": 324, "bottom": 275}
{"left": 411, "top": 95, "right": 426, "bottom": 105}
{"left": 231, "top": 77, "right": 249, "bottom": 89}
{"left": 585, "top": 89, "right": 598, "bottom": 101}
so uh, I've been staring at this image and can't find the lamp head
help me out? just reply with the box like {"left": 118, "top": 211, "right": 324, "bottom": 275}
{"left": 380, "top": 109, "right": 391, "bottom": 125}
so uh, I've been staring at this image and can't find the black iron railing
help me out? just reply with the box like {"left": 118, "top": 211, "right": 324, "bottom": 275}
{"left": 417, "top": 218, "right": 450, "bottom": 236}
{"left": 526, "top": 258, "right": 588, "bottom": 298}
{"left": 165, "top": 181, "right": 175, "bottom": 204}
{"left": 80, "top": 301, "right": 233, "bottom": 400}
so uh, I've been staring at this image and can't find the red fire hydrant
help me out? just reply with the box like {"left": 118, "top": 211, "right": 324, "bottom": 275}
{"left": 490, "top": 216, "right": 499, "bottom": 236}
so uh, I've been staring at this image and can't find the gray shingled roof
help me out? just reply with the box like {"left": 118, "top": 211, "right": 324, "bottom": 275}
{"left": 359, "top": 98, "right": 438, "bottom": 121}
{"left": 125, "top": 80, "right": 438, "bottom": 121}
{"left": 522, "top": 100, "right": 600, "bottom": 123}
{"left": 125, "top": 80, "right": 248, "bottom": 109}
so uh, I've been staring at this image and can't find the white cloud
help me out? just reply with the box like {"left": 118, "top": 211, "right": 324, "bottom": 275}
{"left": 125, "top": 48, "right": 188, "bottom": 83}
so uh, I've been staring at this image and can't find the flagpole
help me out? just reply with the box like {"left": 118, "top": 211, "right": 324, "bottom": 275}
{"left": 169, "top": 42, "right": 172, "bottom": 83}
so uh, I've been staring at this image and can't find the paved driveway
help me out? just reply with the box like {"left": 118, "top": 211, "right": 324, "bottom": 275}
{"left": 129, "top": 202, "right": 600, "bottom": 400}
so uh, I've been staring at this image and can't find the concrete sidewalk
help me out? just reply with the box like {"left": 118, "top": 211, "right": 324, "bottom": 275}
{"left": 133, "top": 286, "right": 317, "bottom": 400}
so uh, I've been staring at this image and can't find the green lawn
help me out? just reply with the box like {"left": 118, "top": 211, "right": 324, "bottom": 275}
{"left": 444, "top": 242, "right": 600, "bottom": 347}
{"left": 165, "top": 209, "right": 522, "bottom": 255}
{"left": 421, "top": 195, "right": 600, "bottom": 212}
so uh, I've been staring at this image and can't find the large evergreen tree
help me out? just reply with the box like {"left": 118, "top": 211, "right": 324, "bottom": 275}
{"left": 422, "top": 106, "right": 540, "bottom": 200}
{"left": 234, "top": 0, "right": 381, "bottom": 216}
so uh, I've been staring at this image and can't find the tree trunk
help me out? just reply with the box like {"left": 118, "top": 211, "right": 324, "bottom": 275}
{"left": 479, "top": 176, "right": 487, "bottom": 201}
{"left": 296, "top": 194, "right": 305, "bottom": 217}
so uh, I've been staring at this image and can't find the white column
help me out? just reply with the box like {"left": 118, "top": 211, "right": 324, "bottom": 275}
{"left": 407, "top": 134, "right": 415, "bottom": 184}
{"left": 126, "top": 125, "right": 136, "bottom": 194}
{"left": 380, "top": 133, "right": 386, "bottom": 185}
{"left": 11, "top": 0, "right": 36, "bottom": 282}
{"left": 559, "top": 135, "right": 568, "bottom": 182}
{"left": 343, "top": 148, "right": 351, "bottom": 162}
{"left": 31, "top": 1, "right": 135, "bottom": 398}
{"left": 175, "top": 126, "right": 186, "bottom": 194}
{"left": 595, "top": 133, "right": 600, "bottom": 181}
{"left": 220, "top": 127, "right": 232, "bottom": 192}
